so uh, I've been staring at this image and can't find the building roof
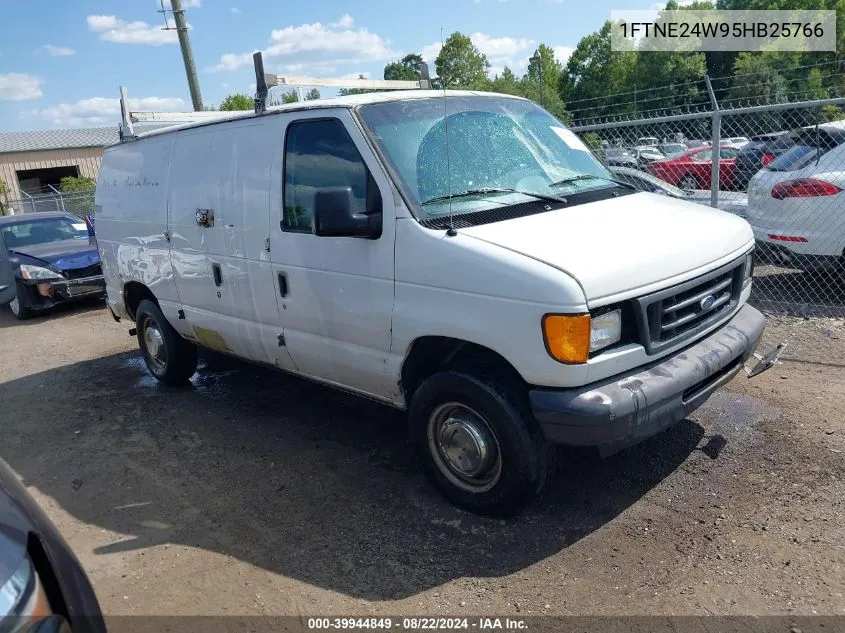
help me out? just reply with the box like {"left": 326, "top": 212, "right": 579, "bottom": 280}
{"left": 0, "top": 127, "right": 119, "bottom": 154}
{"left": 130, "top": 90, "right": 527, "bottom": 143}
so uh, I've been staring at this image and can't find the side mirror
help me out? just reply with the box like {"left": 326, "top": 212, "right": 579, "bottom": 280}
{"left": 313, "top": 187, "right": 382, "bottom": 239}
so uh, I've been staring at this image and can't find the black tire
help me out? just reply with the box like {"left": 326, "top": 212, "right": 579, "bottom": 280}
{"left": 135, "top": 299, "right": 197, "bottom": 385}
{"left": 679, "top": 174, "right": 699, "bottom": 191}
{"left": 409, "top": 365, "right": 551, "bottom": 517}
{"left": 8, "top": 283, "right": 31, "bottom": 321}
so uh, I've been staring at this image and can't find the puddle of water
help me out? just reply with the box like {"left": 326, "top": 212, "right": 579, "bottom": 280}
{"left": 693, "top": 390, "right": 776, "bottom": 447}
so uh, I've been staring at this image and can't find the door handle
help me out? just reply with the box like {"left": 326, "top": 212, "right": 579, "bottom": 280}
{"left": 278, "top": 272, "right": 288, "bottom": 297}
{"left": 212, "top": 263, "right": 223, "bottom": 286}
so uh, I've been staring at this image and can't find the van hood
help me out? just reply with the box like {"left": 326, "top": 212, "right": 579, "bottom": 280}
{"left": 461, "top": 191, "right": 753, "bottom": 304}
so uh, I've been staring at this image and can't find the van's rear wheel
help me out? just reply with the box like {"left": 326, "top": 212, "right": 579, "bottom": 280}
{"left": 135, "top": 299, "right": 197, "bottom": 385}
{"left": 409, "top": 366, "right": 551, "bottom": 517}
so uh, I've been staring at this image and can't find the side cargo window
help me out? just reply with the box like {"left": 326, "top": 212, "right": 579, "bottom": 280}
{"left": 283, "top": 118, "right": 379, "bottom": 232}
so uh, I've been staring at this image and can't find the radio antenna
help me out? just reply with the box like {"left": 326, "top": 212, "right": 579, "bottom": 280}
{"left": 441, "top": 29, "right": 456, "bottom": 237}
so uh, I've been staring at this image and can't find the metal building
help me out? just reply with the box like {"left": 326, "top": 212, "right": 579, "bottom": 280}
{"left": 0, "top": 128, "right": 117, "bottom": 207}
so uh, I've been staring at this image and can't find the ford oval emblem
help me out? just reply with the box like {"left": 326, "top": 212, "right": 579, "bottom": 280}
{"left": 700, "top": 295, "right": 716, "bottom": 311}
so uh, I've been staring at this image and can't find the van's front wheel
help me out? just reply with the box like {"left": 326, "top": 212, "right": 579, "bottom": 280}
{"left": 410, "top": 367, "right": 551, "bottom": 517}
{"left": 135, "top": 299, "right": 197, "bottom": 385}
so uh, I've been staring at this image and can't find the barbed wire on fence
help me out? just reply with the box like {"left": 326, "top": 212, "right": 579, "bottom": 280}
{"left": 2, "top": 189, "right": 95, "bottom": 218}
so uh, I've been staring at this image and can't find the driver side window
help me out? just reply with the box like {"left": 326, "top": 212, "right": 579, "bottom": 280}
{"left": 283, "top": 118, "right": 371, "bottom": 232}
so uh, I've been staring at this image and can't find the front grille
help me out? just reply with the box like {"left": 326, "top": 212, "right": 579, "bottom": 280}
{"left": 64, "top": 263, "right": 102, "bottom": 280}
{"left": 635, "top": 256, "right": 745, "bottom": 354}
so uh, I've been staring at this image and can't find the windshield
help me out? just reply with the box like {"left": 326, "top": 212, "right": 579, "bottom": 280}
{"left": 1, "top": 216, "right": 89, "bottom": 248}
{"left": 767, "top": 129, "right": 843, "bottom": 172}
{"left": 357, "top": 96, "right": 616, "bottom": 220}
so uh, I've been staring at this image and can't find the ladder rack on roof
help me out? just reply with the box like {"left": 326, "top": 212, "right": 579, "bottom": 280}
{"left": 118, "top": 51, "right": 432, "bottom": 142}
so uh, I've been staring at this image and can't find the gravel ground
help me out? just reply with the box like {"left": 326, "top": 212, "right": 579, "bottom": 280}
{"left": 0, "top": 300, "right": 843, "bottom": 617}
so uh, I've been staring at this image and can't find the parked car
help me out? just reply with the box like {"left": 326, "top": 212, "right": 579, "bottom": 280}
{"left": 632, "top": 146, "right": 665, "bottom": 166}
{"left": 659, "top": 142, "right": 688, "bottom": 159}
{"left": 0, "top": 457, "right": 106, "bottom": 633}
{"left": 84, "top": 90, "right": 766, "bottom": 516}
{"left": 746, "top": 121, "right": 845, "bottom": 270}
{"left": 646, "top": 144, "right": 743, "bottom": 190}
{"left": 0, "top": 212, "right": 105, "bottom": 320}
{"left": 604, "top": 147, "right": 638, "bottom": 168}
{"left": 733, "top": 131, "right": 795, "bottom": 190}
{"left": 610, "top": 166, "right": 749, "bottom": 216}
{"left": 636, "top": 136, "right": 659, "bottom": 148}
{"left": 609, "top": 165, "right": 690, "bottom": 198}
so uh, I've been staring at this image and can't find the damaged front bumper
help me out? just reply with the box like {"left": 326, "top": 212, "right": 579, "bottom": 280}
{"left": 529, "top": 303, "right": 766, "bottom": 456}
{"left": 20, "top": 274, "right": 106, "bottom": 311}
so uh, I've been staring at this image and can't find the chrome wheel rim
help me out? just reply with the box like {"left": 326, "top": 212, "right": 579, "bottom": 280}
{"left": 9, "top": 297, "right": 19, "bottom": 316}
{"left": 427, "top": 402, "right": 502, "bottom": 493}
{"left": 141, "top": 315, "right": 167, "bottom": 371}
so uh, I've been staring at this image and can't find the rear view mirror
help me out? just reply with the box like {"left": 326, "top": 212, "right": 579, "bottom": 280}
{"left": 313, "top": 187, "right": 382, "bottom": 239}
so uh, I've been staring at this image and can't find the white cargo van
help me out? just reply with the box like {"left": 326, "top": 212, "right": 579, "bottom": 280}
{"left": 93, "top": 89, "right": 766, "bottom": 516}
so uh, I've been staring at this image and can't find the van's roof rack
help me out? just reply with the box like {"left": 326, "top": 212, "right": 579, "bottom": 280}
{"left": 118, "top": 52, "right": 432, "bottom": 142}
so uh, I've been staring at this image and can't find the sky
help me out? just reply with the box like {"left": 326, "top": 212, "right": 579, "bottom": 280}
{"left": 0, "top": 0, "right": 659, "bottom": 132}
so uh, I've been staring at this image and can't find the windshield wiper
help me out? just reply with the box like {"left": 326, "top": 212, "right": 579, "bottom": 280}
{"left": 421, "top": 187, "right": 565, "bottom": 206}
{"left": 549, "top": 174, "right": 636, "bottom": 189}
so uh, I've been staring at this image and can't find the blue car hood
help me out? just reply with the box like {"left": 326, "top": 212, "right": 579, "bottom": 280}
{"left": 8, "top": 238, "right": 99, "bottom": 271}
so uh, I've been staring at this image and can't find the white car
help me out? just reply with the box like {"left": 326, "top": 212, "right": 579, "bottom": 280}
{"left": 747, "top": 121, "right": 845, "bottom": 270}
{"left": 90, "top": 89, "right": 766, "bottom": 516}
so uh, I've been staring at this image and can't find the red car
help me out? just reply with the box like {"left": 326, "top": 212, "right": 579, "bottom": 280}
{"left": 646, "top": 145, "right": 742, "bottom": 190}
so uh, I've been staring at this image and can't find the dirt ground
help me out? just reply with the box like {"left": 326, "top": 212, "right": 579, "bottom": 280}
{"left": 0, "top": 299, "right": 843, "bottom": 617}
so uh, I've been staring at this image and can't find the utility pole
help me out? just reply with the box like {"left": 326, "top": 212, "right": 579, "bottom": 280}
{"left": 169, "top": 0, "right": 203, "bottom": 111}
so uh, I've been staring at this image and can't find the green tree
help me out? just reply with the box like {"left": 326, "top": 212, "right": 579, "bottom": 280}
{"left": 305, "top": 88, "right": 321, "bottom": 101}
{"left": 488, "top": 67, "right": 521, "bottom": 95}
{"left": 59, "top": 176, "right": 96, "bottom": 192}
{"left": 59, "top": 176, "right": 96, "bottom": 216}
{"left": 520, "top": 44, "right": 570, "bottom": 122}
{"left": 0, "top": 179, "right": 7, "bottom": 216}
{"left": 560, "top": 21, "right": 638, "bottom": 122}
{"left": 435, "top": 32, "right": 490, "bottom": 89}
{"left": 219, "top": 93, "right": 254, "bottom": 111}
{"left": 339, "top": 74, "right": 379, "bottom": 96}
{"left": 526, "top": 44, "right": 563, "bottom": 96}
{"left": 384, "top": 53, "right": 424, "bottom": 80}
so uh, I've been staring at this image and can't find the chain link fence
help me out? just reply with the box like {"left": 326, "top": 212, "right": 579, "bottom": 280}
{"left": 570, "top": 95, "right": 845, "bottom": 330}
{"left": 2, "top": 189, "right": 95, "bottom": 221}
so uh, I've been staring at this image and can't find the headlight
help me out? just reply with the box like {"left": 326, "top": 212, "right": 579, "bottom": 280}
{"left": 542, "top": 309, "right": 623, "bottom": 364}
{"left": 0, "top": 555, "right": 53, "bottom": 629}
{"left": 743, "top": 251, "right": 754, "bottom": 283}
{"left": 19, "top": 265, "right": 62, "bottom": 281}
{"left": 590, "top": 309, "right": 622, "bottom": 352}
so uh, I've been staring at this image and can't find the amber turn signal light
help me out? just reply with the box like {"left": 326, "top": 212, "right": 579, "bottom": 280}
{"left": 542, "top": 314, "right": 591, "bottom": 364}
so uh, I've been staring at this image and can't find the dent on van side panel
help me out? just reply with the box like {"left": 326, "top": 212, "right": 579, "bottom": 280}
{"left": 388, "top": 219, "right": 592, "bottom": 390}
{"left": 96, "top": 136, "right": 178, "bottom": 318}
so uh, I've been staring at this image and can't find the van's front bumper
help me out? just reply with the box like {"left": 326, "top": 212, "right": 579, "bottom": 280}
{"left": 529, "top": 304, "right": 766, "bottom": 456}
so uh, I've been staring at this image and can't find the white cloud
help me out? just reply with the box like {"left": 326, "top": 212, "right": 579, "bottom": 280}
{"left": 331, "top": 14, "right": 354, "bottom": 29}
{"left": 87, "top": 15, "right": 180, "bottom": 46}
{"left": 36, "top": 44, "right": 76, "bottom": 56}
{"left": 552, "top": 45, "right": 575, "bottom": 65}
{"left": 182, "top": 0, "right": 201, "bottom": 6}
{"left": 230, "top": 7, "right": 242, "bottom": 14}
{"left": 36, "top": 96, "right": 185, "bottom": 127}
{"left": 207, "top": 15, "right": 398, "bottom": 72}
{"left": 341, "top": 71, "right": 370, "bottom": 79}
{"left": 0, "top": 73, "right": 43, "bottom": 101}
{"left": 420, "top": 42, "right": 442, "bottom": 63}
